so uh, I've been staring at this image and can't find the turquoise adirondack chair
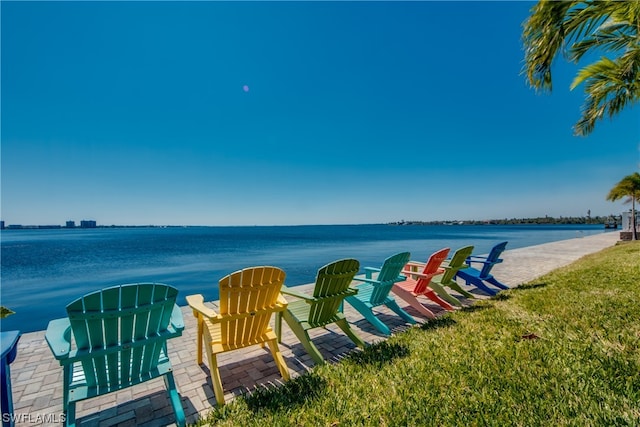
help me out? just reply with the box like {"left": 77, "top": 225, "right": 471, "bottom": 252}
{"left": 275, "top": 258, "right": 367, "bottom": 365}
{"left": 456, "top": 241, "right": 510, "bottom": 295}
{"left": 45, "top": 283, "right": 186, "bottom": 427}
{"left": 344, "top": 252, "right": 416, "bottom": 336}
{"left": 429, "top": 245, "right": 476, "bottom": 307}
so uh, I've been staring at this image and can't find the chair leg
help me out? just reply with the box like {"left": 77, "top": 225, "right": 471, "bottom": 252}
{"left": 201, "top": 325, "right": 225, "bottom": 406}
{"left": 196, "top": 315, "right": 204, "bottom": 365}
{"left": 392, "top": 288, "right": 437, "bottom": 319}
{"left": 465, "top": 277, "right": 499, "bottom": 296}
{"left": 207, "top": 350, "right": 226, "bottom": 406}
{"left": 283, "top": 312, "right": 326, "bottom": 365}
{"left": 265, "top": 338, "right": 290, "bottom": 380}
{"left": 429, "top": 281, "right": 463, "bottom": 307}
{"left": 275, "top": 312, "right": 283, "bottom": 343}
{"left": 335, "top": 318, "right": 367, "bottom": 349}
{"left": 445, "top": 279, "right": 476, "bottom": 299}
{"left": 164, "top": 372, "right": 186, "bottom": 427}
{"left": 486, "top": 277, "right": 510, "bottom": 290}
{"left": 422, "top": 289, "right": 455, "bottom": 311}
{"left": 385, "top": 298, "right": 417, "bottom": 325}
{"left": 66, "top": 401, "right": 76, "bottom": 427}
{"left": 62, "top": 364, "right": 70, "bottom": 411}
{"left": 345, "top": 297, "right": 391, "bottom": 336}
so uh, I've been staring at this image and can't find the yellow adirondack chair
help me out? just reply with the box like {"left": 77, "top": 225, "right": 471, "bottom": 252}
{"left": 186, "top": 266, "right": 290, "bottom": 406}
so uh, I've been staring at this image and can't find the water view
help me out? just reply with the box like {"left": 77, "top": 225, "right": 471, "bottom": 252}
{"left": 0, "top": 223, "right": 609, "bottom": 332}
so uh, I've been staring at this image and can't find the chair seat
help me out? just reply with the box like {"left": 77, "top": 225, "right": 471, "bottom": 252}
{"left": 393, "top": 279, "right": 420, "bottom": 296}
{"left": 457, "top": 268, "right": 487, "bottom": 280}
{"left": 203, "top": 317, "right": 278, "bottom": 353}
{"left": 286, "top": 299, "right": 346, "bottom": 330}
{"left": 68, "top": 349, "right": 173, "bottom": 403}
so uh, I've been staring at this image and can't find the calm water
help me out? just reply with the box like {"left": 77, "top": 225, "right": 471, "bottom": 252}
{"left": 1, "top": 224, "right": 607, "bottom": 332}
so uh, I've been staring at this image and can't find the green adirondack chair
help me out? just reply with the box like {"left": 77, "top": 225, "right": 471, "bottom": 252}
{"left": 429, "top": 245, "right": 475, "bottom": 307}
{"left": 344, "top": 252, "right": 416, "bottom": 336}
{"left": 45, "top": 283, "right": 186, "bottom": 427}
{"left": 275, "top": 258, "right": 367, "bottom": 365}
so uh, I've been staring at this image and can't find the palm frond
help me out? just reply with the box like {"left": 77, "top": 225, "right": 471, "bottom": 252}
{"left": 569, "top": 23, "right": 636, "bottom": 62}
{"left": 522, "top": 0, "right": 576, "bottom": 92}
{"left": 570, "top": 51, "right": 640, "bottom": 136}
{"left": 522, "top": 0, "right": 639, "bottom": 135}
{"left": 606, "top": 173, "right": 640, "bottom": 203}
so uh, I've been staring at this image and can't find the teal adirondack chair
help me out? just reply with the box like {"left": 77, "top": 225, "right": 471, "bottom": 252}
{"left": 344, "top": 252, "right": 416, "bottom": 336}
{"left": 429, "top": 245, "right": 475, "bottom": 307}
{"left": 275, "top": 258, "right": 367, "bottom": 365}
{"left": 456, "top": 241, "right": 510, "bottom": 295}
{"left": 45, "top": 283, "right": 186, "bottom": 427}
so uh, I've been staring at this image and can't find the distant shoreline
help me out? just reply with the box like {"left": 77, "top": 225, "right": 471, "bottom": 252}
{"left": 0, "top": 216, "right": 616, "bottom": 230}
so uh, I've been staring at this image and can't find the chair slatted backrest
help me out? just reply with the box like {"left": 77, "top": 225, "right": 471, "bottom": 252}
{"left": 479, "top": 241, "right": 508, "bottom": 278}
{"left": 440, "top": 246, "right": 474, "bottom": 283}
{"left": 218, "top": 266, "right": 286, "bottom": 347}
{"left": 413, "top": 248, "right": 450, "bottom": 294}
{"left": 66, "top": 283, "right": 178, "bottom": 388}
{"left": 308, "top": 258, "right": 360, "bottom": 326}
{"left": 369, "top": 252, "right": 411, "bottom": 305}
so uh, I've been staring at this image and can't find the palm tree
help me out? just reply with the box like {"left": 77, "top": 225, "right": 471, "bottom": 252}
{"left": 606, "top": 172, "right": 640, "bottom": 240}
{"left": 522, "top": 1, "right": 640, "bottom": 136}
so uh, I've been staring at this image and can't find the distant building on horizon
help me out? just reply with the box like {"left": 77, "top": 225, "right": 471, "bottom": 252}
{"left": 66, "top": 221, "right": 76, "bottom": 228}
{"left": 0, "top": 221, "right": 4, "bottom": 230}
{"left": 80, "top": 220, "right": 97, "bottom": 228}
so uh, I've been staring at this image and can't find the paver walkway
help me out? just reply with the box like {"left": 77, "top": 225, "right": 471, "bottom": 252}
{"left": 6, "top": 232, "right": 620, "bottom": 426}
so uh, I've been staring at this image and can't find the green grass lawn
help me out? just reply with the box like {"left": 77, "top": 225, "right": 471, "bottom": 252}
{"left": 197, "top": 241, "right": 640, "bottom": 426}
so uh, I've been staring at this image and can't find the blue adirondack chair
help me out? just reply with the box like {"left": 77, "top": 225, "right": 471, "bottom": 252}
{"left": 456, "top": 241, "right": 510, "bottom": 295}
{"left": 45, "top": 283, "right": 186, "bottom": 427}
{"left": 1, "top": 330, "right": 21, "bottom": 427}
{"left": 343, "top": 252, "right": 416, "bottom": 336}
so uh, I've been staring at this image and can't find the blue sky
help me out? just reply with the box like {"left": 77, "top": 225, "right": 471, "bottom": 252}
{"left": 2, "top": 1, "right": 638, "bottom": 226}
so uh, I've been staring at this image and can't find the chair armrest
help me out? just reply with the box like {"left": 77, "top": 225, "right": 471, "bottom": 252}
{"left": 466, "top": 256, "right": 503, "bottom": 266}
{"left": 170, "top": 304, "right": 185, "bottom": 332}
{"left": 401, "top": 267, "right": 444, "bottom": 280}
{"left": 352, "top": 275, "right": 378, "bottom": 285}
{"left": 280, "top": 286, "right": 314, "bottom": 302}
{"left": 185, "top": 294, "right": 220, "bottom": 320}
{"left": 353, "top": 274, "right": 406, "bottom": 285}
{"left": 363, "top": 266, "right": 380, "bottom": 279}
{"left": 465, "top": 255, "right": 489, "bottom": 266}
{"left": 344, "top": 287, "right": 358, "bottom": 297}
{"left": 276, "top": 293, "right": 289, "bottom": 307}
{"left": 405, "top": 261, "right": 426, "bottom": 270}
{"left": 442, "top": 263, "right": 468, "bottom": 272}
{"left": 45, "top": 318, "right": 72, "bottom": 360}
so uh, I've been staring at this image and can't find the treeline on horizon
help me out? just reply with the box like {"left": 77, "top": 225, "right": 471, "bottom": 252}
{"left": 392, "top": 215, "right": 618, "bottom": 226}
{"left": 2, "top": 215, "right": 619, "bottom": 230}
